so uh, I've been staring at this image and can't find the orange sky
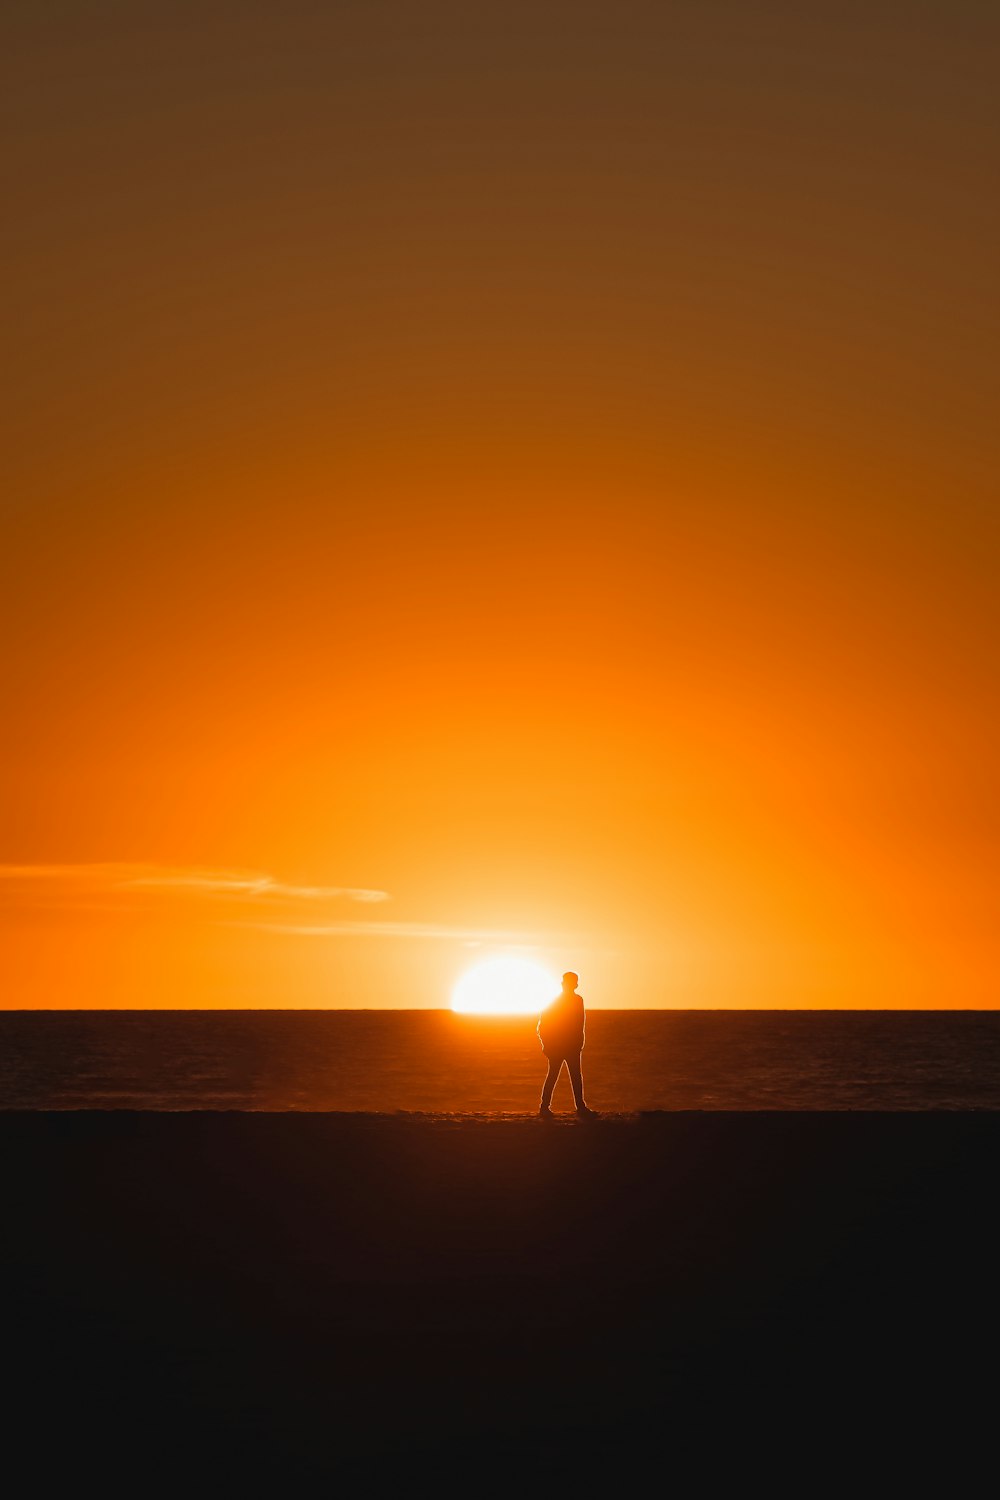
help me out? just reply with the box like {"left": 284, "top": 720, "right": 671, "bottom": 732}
{"left": 3, "top": 3, "right": 997, "bottom": 1008}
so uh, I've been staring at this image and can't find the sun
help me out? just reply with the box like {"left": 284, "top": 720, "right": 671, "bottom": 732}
{"left": 451, "top": 956, "right": 560, "bottom": 1016}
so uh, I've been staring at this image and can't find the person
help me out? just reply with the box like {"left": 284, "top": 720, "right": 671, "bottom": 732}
{"left": 537, "top": 971, "right": 597, "bottom": 1119}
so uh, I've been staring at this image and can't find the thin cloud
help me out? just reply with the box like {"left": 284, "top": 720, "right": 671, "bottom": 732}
{"left": 0, "top": 863, "right": 390, "bottom": 907}
{"left": 121, "top": 871, "right": 389, "bottom": 903}
{"left": 244, "top": 920, "right": 543, "bottom": 942}
{"left": 0, "top": 863, "right": 145, "bottom": 883}
{"left": 0, "top": 864, "right": 588, "bottom": 951}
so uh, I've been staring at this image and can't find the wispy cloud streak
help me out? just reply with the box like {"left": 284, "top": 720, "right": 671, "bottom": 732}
{"left": 0, "top": 865, "right": 578, "bottom": 950}
{"left": 0, "top": 863, "right": 390, "bottom": 907}
{"left": 243, "top": 921, "right": 544, "bottom": 942}
{"left": 120, "top": 871, "right": 389, "bottom": 903}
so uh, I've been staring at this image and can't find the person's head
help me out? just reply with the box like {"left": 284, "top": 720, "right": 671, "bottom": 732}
{"left": 562, "top": 971, "right": 579, "bottom": 991}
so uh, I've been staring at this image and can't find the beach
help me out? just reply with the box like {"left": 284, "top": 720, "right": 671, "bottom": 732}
{"left": 5, "top": 1110, "right": 995, "bottom": 1489}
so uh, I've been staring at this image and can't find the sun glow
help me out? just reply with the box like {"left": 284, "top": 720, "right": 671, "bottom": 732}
{"left": 451, "top": 956, "right": 560, "bottom": 1016}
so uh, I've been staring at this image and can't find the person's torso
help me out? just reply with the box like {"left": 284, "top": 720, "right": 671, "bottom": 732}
{"left": 539, "top": 991, "right": 585, "bottom": 1048}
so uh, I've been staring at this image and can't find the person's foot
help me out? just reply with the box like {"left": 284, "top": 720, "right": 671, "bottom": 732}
{"left": 538, "top": 1105, "right": 555, "bottom": 1120}
{"left": 576, "top": 1104, "right": 598, "bottom": 1119}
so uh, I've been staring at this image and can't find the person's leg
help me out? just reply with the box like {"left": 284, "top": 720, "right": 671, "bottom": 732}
{"left": 540, "top": 1055, "right": 563, "bottom": 1110}
{"left": 566, "top": 1052, "right": 586, "bottom": 1110}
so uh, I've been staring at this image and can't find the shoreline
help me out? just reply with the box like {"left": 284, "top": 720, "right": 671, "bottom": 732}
{"left": 5, "top": 1110, "right": 995, "bottom": 1486}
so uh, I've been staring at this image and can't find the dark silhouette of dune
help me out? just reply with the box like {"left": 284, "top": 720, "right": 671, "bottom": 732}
{"left": 4, "top": 1110, "right": 995, "bottom": 1489}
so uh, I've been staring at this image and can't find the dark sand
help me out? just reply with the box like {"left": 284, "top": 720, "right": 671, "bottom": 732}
{"left": 4, "top": 1111, "right": 995, "bottom": 1490}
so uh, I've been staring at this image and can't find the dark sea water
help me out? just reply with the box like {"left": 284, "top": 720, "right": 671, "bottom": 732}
{"left": 1, "top": 1009, "right": 998, "bottom": 1111}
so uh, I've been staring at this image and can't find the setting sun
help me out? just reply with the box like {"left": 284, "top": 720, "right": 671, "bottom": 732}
{"left": 451, "top": 957, "right": 560, "bottom": 1016}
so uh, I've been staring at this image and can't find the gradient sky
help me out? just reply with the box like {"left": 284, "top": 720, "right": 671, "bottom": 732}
{"left": 3, "top": 2, "right": 997, "bottom": 1009}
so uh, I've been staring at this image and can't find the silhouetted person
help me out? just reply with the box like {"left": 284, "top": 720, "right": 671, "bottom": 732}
{"left": 537, "top": 971, "right": 597, "bottom": 1119}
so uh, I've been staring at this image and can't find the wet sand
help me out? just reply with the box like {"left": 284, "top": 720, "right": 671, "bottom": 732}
{"left": 4, "top": 1110, "right": 996, "bottom": 1489}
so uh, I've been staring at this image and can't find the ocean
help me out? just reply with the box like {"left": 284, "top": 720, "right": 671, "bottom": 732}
{"left": 1, "top": 1008, "right": 997, "bottom": 1111}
